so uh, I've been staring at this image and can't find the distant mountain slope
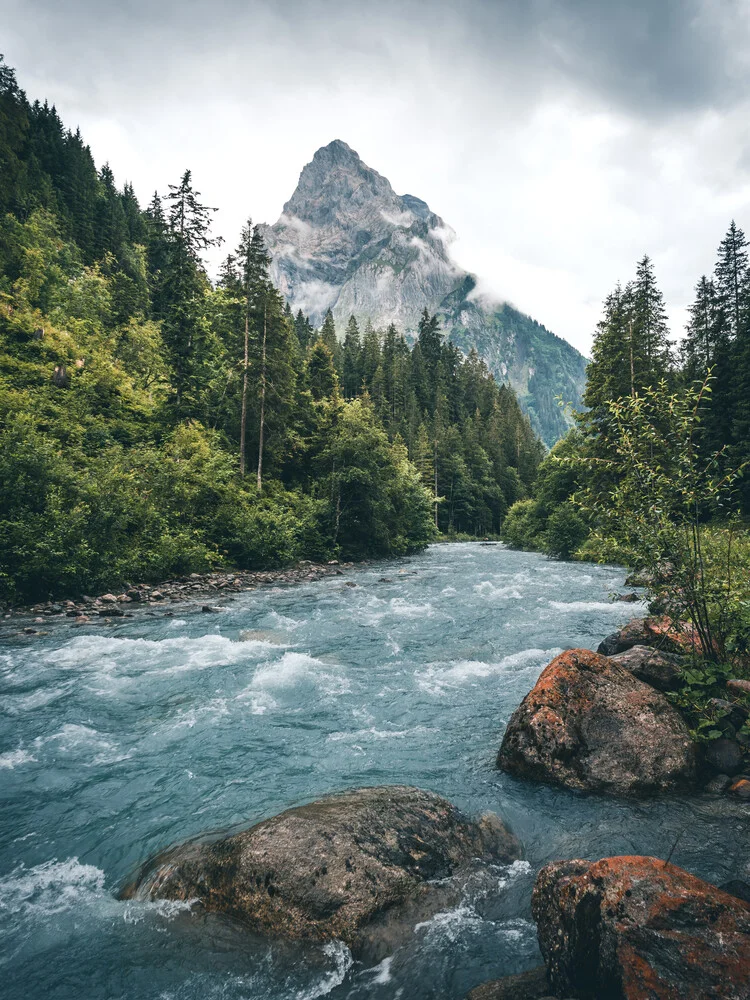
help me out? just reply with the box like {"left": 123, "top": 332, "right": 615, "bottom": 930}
{"left": 262, "top": 140, "right": 587, "bottom": 445}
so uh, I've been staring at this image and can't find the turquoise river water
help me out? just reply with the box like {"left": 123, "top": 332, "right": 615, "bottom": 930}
{"left": 1, "top": 542, "right": 748, "bottom": 999}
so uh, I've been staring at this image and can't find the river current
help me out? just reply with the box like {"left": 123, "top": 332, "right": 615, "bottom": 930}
{"left": 1, "top": 542, "right": 748, "bottom": 999}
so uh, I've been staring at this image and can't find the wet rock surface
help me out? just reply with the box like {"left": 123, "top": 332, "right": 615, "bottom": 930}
{"left": 497, "top": 649, "right": 698, "bottom": 796}
{"left": 706, "top": 738, "right": 745, "bottom": 776}
{"left": 466, "top": 966, "right": 553, "bottom": 1000}
{"left": 121, "top": 786, "right": 520, "bottom": 957}
{"left": 609, "top": 644, "right": 684, "bottom": 691}
{"left": 532, "top": 855, "right": 750, "bottom": 1000}
{"left": 597, "top": 617, "right": 687, "bottom": 657}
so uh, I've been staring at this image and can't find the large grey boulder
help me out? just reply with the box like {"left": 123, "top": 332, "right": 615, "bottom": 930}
{"left": 609, "top": 644, "right": 684, "bottom": 691}
{"left": 497, "top": 649, "right": 698, "bottom": 796}
{"left": 121, "top": 786, "right": 519, "bottom": 956}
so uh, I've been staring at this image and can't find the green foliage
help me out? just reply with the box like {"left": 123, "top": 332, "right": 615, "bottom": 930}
{"left": 313, "top": 398, "right": 435, "bottom": 559}
{"left": 0, "top": 55, "right": 543, "bottom": 603}
{"left": 545, "top": 503, "right": 588, "bottom": 560}
{"left": 668, "top": 659, "right": 750, "bottom": 745}
{"left": 500, "top": 499, "right": 545, "bottom": 551}
{"left": 576, "top": 377, "right": 748, "bottom": 662}
{"left": 500, "top": 431, "right": 590, "bottom": 558}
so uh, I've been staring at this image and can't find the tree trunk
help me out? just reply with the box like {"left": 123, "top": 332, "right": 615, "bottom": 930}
{"left": 433, "top": 443, "right": 439, "bottom": 529}
{"left": 239, "top": 304, "right": 249, "bottom": 476}
{"left": 629, "top": 320, "right": 635, "bottom": 396}
{"left": 257, "top": 300, "right": 267, "bottom": 493}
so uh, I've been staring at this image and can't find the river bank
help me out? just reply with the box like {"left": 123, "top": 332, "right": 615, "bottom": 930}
{"left": 0, "top": 560, "right": 364, "bottom": 633}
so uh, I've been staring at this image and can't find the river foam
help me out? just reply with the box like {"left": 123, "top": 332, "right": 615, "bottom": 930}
{"left": 1, "top": 543, "right": 745, "bottom": 1000}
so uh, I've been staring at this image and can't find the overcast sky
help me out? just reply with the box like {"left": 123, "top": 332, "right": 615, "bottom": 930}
{"left": 3, "top": 0, "right": 750, "bottom": 354}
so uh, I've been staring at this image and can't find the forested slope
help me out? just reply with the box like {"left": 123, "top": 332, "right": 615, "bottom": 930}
{"left": 0, "top": 57, "right": 542, "bottom": 603}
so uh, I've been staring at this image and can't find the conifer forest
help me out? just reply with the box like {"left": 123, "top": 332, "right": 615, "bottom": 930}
{"left": 0, "top": 57, "right": 541, "bottom": 603}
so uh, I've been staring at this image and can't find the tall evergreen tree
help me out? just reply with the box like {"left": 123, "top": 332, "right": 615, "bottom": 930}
{"left": 341, "top": 315, "right": 362, "bottom": 398}
{"left": 294, "top": 309, "right": 313, "bottom": 352}
{"left": 583, "top": 283, "right": 633, "bottom": 410}
{"left": 630, "top": 255, "right": 672, "bottom": 386}
{"left": 159, "top": 170, "right": 222, "bottom": 412}
{"left": 715, "top": 221, "right": 749, "bottom": 340}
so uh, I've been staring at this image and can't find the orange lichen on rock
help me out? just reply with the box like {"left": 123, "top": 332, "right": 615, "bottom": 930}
{"left": 533, "top": 855, "right": 750, "bottom": 999}
{"left": 497, "top": 649, "right": 697, "bottom": 796}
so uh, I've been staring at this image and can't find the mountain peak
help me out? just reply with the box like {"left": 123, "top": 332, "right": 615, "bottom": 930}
{"left": 312, "top": 139, "right": 360, "bottom": 164}
{"left": 260, "top": 143, "right": 587, "bottom": 444}
{"left": 283, "top": 139, "right": 396, "bottom": 224}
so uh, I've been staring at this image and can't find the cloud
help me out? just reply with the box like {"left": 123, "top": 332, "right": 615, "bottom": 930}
{"left": 2, "top": 0, "right": 749, "bottom": 352}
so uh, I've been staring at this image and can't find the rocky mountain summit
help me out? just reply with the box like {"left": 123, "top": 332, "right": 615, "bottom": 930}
{"left": 261, "top": 140, "right": 587, "bottom": 444}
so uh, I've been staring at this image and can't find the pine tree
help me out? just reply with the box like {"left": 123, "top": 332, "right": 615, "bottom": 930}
{"left": 0, "top": 56, "right": 29, "bottom": 218}
{"left": 160, "top": 170, "right": 222, "bottom": 413}
{"left": 630, "top": 255, "right": 672, "bottom": 387}
{"left": 360, "top": 319, "right": 381, "bottom": 391}
{"left": 94, "top": 163, "right": 128, "bottom": 260}
{"left": 294, "top": 309, "right": 313, "bottom": 352}
{"left": 582, "top": 283, "right": 633, "bottom": 410}
{"left": 715, "top": 221, "right": 749, "bottom": 340}
{"left": 682, "top": 276, "right": 719, "bottom": 381}
{"left": 342, "top": 315, "right": 362, "bottom": 398}
{"left": 121, "top": 181, "right": 147, "bottom": 245}
{"left": 307, "top": 339, "right": 339, "bottom": 401}
{"left": 320, "top": 309, "right": 337, "bottom": 352}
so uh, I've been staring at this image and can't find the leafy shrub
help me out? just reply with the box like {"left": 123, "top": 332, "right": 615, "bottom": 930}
{"left": 501, "top": 499, "right": 545, "bottom": 550}
{"left": 669, "top": 659, "right": 750, "bottom": 746}
{"left": 545, "top": 502, "right": 588, "bottom": 559}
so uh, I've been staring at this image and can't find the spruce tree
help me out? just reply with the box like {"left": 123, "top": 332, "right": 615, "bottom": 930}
{"left": 682, "top": 276, "right": 719, "bottom": 381}
{"left": 320, "top": 309, "right": 337, "bottom": 352}
{"left": 630, "top": 255, "right": 672, "bottom": 387}
{"left": 342, "top": 315, "right": 362, "bottom": 398}
{"left": 582, "top": 283, "right": 633, "bottom": 410}
{"left": 0, "top": 56, "right": 29, "bottom": 218}
{"left": 307, "top": 339, "right": 339, "bottom": 401}
{"left": 160, "top": 170, "right": 222, "bottom": 413}
{"left": 294, "top": 309, "right": 313, "bottom": 352}
{"left": 715, "top": 221, "right": 749, "bottom": 339}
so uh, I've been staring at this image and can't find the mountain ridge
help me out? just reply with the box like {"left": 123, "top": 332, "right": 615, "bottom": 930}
{"left": 262, "top": 140, "right": 587, "bottom": 444}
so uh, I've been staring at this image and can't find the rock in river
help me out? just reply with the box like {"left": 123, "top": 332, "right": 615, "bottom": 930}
{"left": 609, "top": 644, "right": 684, "bottom": 692}
{"left": 497, "top": 649, "right": 698, "bottom": 796}
{"left": 597, "top": 617, "right": 688, "bottom": 657}
{"left": 121, "top": 786, "right": 519, "bottom": 956}
{"left": 532, "top": 855, "right": 750, "bottom": 999}
{"left": 466, "top": 966, "right": 557, "bottom": 999}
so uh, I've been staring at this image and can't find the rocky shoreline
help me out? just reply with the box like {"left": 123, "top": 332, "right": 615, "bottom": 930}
{"left": 498, "top": 618, "right": 750, "bottom": 803}
{"left": 0, "top": 560, "right": 358, "bottom": 635}
{"left": 473, "top": 615, "right": 750, "bottom": 998}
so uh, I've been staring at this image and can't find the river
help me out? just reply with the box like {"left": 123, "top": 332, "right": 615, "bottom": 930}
{"left": 1, "top": 542, "right": 747, "bottom": 999}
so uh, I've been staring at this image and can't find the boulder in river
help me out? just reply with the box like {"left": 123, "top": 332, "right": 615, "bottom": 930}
{"left": 608, "top": 644, "right": 684, "bottom": 691}
{"left": 597, "top": 617, "right": 687, "bottom": 657}
{"left": 466, "top": 965, "right": 554, "bottom": 1000}
{"left": 705, "top": 737, "right": 745, "bottom": 776}
{"left": 497, "top": 649, "right": 698, "bottom": 796}
{"left": 532, "top": 855, "right": 750, "bottom": 999}
{"left": 121, "top": 786, "right": 520, "bottom": 956}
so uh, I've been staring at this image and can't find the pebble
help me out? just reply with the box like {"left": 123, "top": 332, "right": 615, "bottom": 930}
{"left": 729, "top": 778, "right": 750, "bottom": 800}
{"left": 705, "top": 774, "right": 732, "bottom": 795}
